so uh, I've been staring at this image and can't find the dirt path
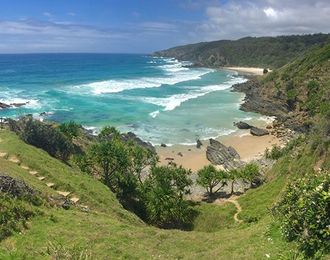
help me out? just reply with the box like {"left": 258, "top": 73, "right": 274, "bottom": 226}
{"left": 227, "top": 199, "right": 243, "bottom": 223}
{"left": 214, "top": 197, "right": 243, "bottom": 224}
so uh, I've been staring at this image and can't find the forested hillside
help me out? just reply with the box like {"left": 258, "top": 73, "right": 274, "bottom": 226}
{"left": 154, "top": 34, "right": 330, "bottom": 69}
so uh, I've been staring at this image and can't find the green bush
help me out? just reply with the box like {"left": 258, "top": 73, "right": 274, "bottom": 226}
{"left": 20, "top": 118, "right": 74, "bottom": 161}
{"left": 266, "top": 137, "right": 305, "bottom": 160}
{"left": 58, "top": 121, "right": 80, "bottom": 141}
{"left": 140, "top": 165, "right": 194, "bottom": 229}
{"left": 272, "top": 172, "right": 330, "bottom": 258}
{"left": 265, "top": 145, "right": 285, "bottom": 160}
{"left": 0, "top": 196, "right": 36, "bottom": 241}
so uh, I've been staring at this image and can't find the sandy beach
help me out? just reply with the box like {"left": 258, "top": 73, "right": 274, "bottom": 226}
{"left": 223, "top": 66, "right": 270, "bottom": 75}
{"left": 156, "top": 127, "right": 281, "bottom": 172}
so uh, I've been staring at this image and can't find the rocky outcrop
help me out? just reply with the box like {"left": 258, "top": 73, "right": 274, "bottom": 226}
{"left": 231, "top": 80, "right": 309, "bottom": 133}
{"left": 234, "top": 121, "right": 252, "bottom": 129}
{"left": 232, "top": 80, "right": 288, "bottom": 117}
{"left": 121, "top": 132, "right": 155, "bottom": 153}
{"left": 0, "top": 175, "right": 37, "bottom": 198}
{"left": 206, "top": 139, "right": 244, "bottom": 170}
{"left": 0, "top": 102, "right": 11, "bottom": 109}
{"left": 250, "top": 127, "right": 269, "bottom": 136}
{"left": 196, "top": 139, "right": 203, "bottom": 148}
{"left": 0, "top": 101, "right": 28, "bottom": 109}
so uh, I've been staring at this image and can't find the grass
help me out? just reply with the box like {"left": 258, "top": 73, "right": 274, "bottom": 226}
{"left": 192, "top": 202, "right": 237, "bottom": 232}
{"left": 0, "top": 129, "right": 299, "bottom": 259}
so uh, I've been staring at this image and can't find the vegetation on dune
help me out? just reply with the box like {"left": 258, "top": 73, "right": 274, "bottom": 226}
{"left": 272, "top": 172, "right": 330, "bottom": 258}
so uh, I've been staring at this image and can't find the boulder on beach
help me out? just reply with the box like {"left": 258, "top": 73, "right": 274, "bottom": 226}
{"left": 160, "top": 143, "right": 167, "bottom": 147}
{"left": 250, "top": 126, "right": 269, "bottom": 136}
{"left": 196, "top": 139, "right": 203, "bottom": 149}
{"left": 234, "top": 121, "right": 252, "bottom": 129}
{"left": 206, "top": 139, "right": 244, "bottom": 170}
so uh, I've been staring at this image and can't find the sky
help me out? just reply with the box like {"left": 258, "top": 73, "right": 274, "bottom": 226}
{"left": 0, "top": 0, "right": 329, "bottom": 53}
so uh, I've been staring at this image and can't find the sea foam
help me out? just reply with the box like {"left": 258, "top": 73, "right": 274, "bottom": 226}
{"left": 141, "top": 77, "right": 247, "bottom": 111}
{"left": 71, "top": 58, "right": 211, "bottom": 95}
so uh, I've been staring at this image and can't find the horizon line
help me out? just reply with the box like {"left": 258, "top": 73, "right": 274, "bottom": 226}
{"left": 0, "top": 52, "right": 150, "bottom": 55}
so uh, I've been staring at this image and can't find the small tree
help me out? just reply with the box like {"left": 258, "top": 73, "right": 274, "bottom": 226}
{"left": 58, "top": 121, "right": 80, "bottom": 141}
{"left": 240, "top": 163, "right": 260, "bottom": 186}
{"left": 197, "top": 165, "right": 227, "bottom": 196}
{"left": 89, "top": 137, "right": 130, "bottom": 193}
{"left": 140, "top": 165, "right": 193, "bottom": 228}
{"left": 227, "top": 169, "right": 241, "bottom": 195}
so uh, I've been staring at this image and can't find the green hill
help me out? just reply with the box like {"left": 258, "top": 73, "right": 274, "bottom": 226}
{"left": 154, "top": 34, "right": 330, "bottom": 69}
{"left": 232, "top": 42, "right": 330, "bottom": 133}
{"left": 0, "top": 128, "right": 302, "bottom": 259}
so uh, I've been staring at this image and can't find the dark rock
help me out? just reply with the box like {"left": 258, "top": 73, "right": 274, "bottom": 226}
{"left": 234, "top": 121, "right": 251, "bottom": 129}
{"left": 251, "top": 176, "right": 264, "bottom": 188}
{"left": 160, "top": 143, "right": 167, "bottom": 147}
{"left": 62, "top": 199, "right": 71, "bottom": 210}
{"left": 0, "top": 102, "right": 11, "bottom": 109}
{"left": 121, "top": 132, "right": 155, "bottom": 152}
{"left": 165, "top": 157, "right": 174, "bottom": 161}
{"left": 250, "top": 127, "right": 269, "bottom": 136}
{"left": 11, "top": 102, "right": 28, "bottom": 108}
{"left": 177, "top": 152, "right": 183, "bottom": 157}
{"left": 196, "top": 139, "right": 203, "bottom": 148}
{"left": 206, "top": 139, "right": 244, "bottom": 170}
{"left": 0, "top": 175, "right": 36, "bottom": 198}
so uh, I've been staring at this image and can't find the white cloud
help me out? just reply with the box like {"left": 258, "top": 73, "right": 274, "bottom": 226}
{"left": 0, "top": 19, "right": 181, "bottom": 53}
{"left": 263, "top": 7, "right": 277, "bottom": 19}
{"left": 195, "top": 0, "right": 330, "bottom": 41}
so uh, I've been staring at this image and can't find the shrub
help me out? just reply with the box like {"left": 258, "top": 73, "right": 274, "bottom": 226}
{"left": 265, "top": 145, "right": 285, "bottom": 160}
{"left": 0, "top": 195, "right": 36, "bottom": 241}
{"left": 19, "top": 118, "right": 74, "bottom": 161}
{"left": 272, "top": 172, "right": 330, "bottom": 258}
{"left": 239, "top": 163, "right": 259, "bottom": 183}
{"left": 58, "top": 121, "right": 80, "bottom": 141}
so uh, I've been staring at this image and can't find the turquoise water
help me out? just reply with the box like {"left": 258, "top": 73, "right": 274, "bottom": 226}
{"left": 0, "top": 54, "right": 267, "bottom": 145}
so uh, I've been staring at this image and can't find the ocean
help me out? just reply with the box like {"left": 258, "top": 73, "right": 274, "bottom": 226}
{"left": 0, "top": 53, "right": 268, "bottom": 145}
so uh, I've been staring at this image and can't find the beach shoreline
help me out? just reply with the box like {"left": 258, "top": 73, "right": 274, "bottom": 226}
{"left": 223, "top": 66, "right": 269, "bottom": 76}
{"left": 156, "top": 120, "right": 282, "bottom": 172}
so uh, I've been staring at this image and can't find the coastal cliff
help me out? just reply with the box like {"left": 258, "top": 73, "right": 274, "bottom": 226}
{"left": 231, "top": 43, "right": 330, "bottom": 133}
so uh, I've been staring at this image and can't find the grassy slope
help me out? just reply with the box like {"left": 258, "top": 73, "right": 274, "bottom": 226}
{"left": 0, "top": 129, "right": 295, "bottom": 259}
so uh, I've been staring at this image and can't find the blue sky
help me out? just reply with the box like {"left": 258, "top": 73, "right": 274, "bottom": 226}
{"left": 0, "top": 0, "right": 329, "bottom": 53}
